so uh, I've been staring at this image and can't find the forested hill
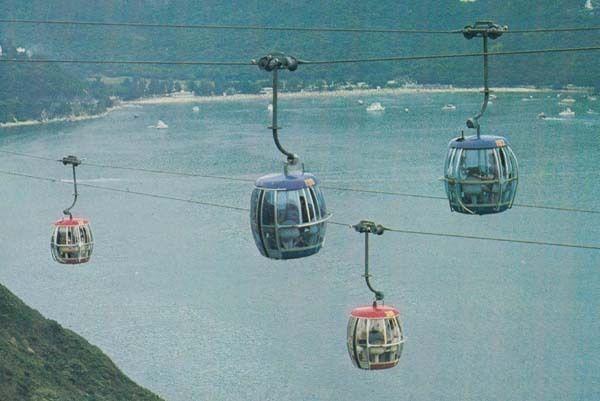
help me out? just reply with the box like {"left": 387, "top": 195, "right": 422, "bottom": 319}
{"left": 0, "top": 1, "right": 598, "bottom": 123}
{"left": 0, "top": 283, "right": 164, "bottom": 401}
{"left": 0, "top": 45, "right": 113, "bottom": 123}
{"left": 0, "top": 0, "right": 598, "bottom": 88}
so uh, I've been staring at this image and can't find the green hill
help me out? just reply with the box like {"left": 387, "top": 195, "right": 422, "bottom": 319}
{"left": 0, "top": 0, "right": 598, "bottom": 87}
{"left": 0, "top": 1, "right": 598, "bottom": 122}
{"left": 0, "top": 283, "right": 164, "bottom": 401}
{"left": 0, "top": 45, "right": 113, "bottom": 123}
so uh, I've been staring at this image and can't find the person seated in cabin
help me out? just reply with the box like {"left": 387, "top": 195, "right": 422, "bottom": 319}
{"left": 368, "top": 321, "right": 385, "bottom": 345}
{"left": 262, "top": 196, "right": 275, "bottom": 226}
{"left": 278, "top": 200, "right": 301, "bottom": 249}
{"left": 56, "top": 229, "right": 66, "bottom": 245}
{"left": 482, "top": 152, "right": 500, "bottom": 204}
{"left": 356, "top": 324, "right": 367, "bottom": 346}
{"left": 300, "top": 225, "right": 318, "bottom": 247}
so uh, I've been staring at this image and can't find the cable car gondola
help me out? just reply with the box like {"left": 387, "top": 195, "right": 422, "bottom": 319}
{"left": 347, "top": 221, "right": 405, "bottom": 370}
{"left": 443, "top": 21, "right": 519, "bottom": 215}
{"left": 51, "top": 155, "right": 94, "bottom": 264}
{"left": 250, "top": 53, "right": 331, "bottom": 259}
{"left": 445, "top": 134, "right": 518, "bottom": 214}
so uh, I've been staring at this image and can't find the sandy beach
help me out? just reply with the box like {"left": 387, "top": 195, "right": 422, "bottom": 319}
{"left": 128, "top": 86, "right": 562, "bottom": 106}
{"left": 0, "top": 85, "right": 590, "bottom": 128}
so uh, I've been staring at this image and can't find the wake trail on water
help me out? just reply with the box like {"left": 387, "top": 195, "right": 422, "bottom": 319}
{"left": 60, "top": 178, "right": 124, "bottom": 183}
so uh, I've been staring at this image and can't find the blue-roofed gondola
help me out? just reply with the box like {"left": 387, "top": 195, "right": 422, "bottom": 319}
{"left": 445, "top": 134, "right": 518, "bottom": 214}
{"left": 250, "top": 53, "right": 331, "bottom": 259}
{"left": 443, "top": 21, "right": 519, "bottom": 215}
{"left": 251, "top": 170, "right": 329, "bottom": 259}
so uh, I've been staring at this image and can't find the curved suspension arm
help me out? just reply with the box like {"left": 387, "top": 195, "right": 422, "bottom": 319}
{"left": 467, "top": 35, "right": 489, "bottom": 138}
{"left": 463, "top": 21, "right": 506, "bottom": 138}
{"left": 256, "top": 53, "right": 300, "bottom": 165}
{"left": 271, "top": 68, "right": 298, "bottom": 163}
{"left": 354, "top": 220, "right": 386, "bottom": 304}
{"left": 61, "top": 155, "right": 81, "bottom": 219}
{"left": 364, "top": 232, "right": 384, "bottom": 302}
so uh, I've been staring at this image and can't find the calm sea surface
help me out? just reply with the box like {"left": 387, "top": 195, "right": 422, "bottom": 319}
{"left": 1, "top": 92, "right": 599, "bottom": 401}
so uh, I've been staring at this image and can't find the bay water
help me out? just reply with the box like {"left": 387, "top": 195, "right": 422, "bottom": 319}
{"left": 1, "top": 92, "right": 599, "bottom": 400}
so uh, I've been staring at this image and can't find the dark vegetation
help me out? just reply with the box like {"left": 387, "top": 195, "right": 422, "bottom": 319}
{"left": 0, "top": 0, "right": 598, "bottom": 122}
{"left": 0, "top": 283, "right": 164, "bottom": 401}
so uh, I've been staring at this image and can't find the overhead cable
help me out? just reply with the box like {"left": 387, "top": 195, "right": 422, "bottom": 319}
{"left": 0, "top": 169, "right": 598, "bottom": 251}
{"left": 0, "top": 58, "right": 251, "bottom": 66}
{"left": 0, "top": 18, "right": 463, "bottom": 34}
{"left": 1, "top": 46, "right": 599, "bottom": 67}
{"left": 1, "top": 18, "right": 599, "bottom": 35}
{"left": 0, "top": 149, "right": 598, "bottom": 215}
{"left": 0, "top": 169, "right": 249, "bottom": 212}
{"left": 298, "top": 46, "right": 600, "bottom": 65}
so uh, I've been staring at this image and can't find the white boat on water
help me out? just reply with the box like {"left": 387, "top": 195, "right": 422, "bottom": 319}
{"left": 588, "top": 95, "right": 597, "bottom": 101}
{"left": 489, "top": 94, "right": 497, "bottom": 100}
{"left": 267, "top": 103, "right": 273, "bottom": 112}
{"left": 357, "top": 99, "right": 364, "bottom": 105}
{"left": 559, "top": 108, "right": 575, "bottom": 117}
{"left": 585, "top": 0, "right": 594, "bottom": 10}
{"left": 442, "top": 104, "right": 456, "bottom": 111}
{"left": 366, "top": 102, "right": 385, "bottom": 112}
{"left": 149, "top": 120, "right": 169, "bottom": 129}
{"left": 192, "top": 106, "right": 200, "bottom": 112}
{"left": 559, "top": 96, "right": 576, "bottom": 104}
{"left": 537, "top": 112, "right": 547, "bottom": 119}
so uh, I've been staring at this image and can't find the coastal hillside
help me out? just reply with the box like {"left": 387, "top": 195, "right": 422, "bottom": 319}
{"left": 0, "top": 283, "right": 164, "bottom": 401}
{"left": 0, "top": 45, "right": 113, "bottom": 123}
{"left": 0, "top": 1, "right": 598, "bottom": 123}
{"left": 0, "top": 0, "right": 598, "bottom": 87}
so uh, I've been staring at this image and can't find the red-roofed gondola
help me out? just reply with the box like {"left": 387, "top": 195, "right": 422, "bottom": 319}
{"left": 346, "top": 221, "right": 405, "bottom": 370}
{"left": 51, "top": 156, "right": 94, "bottom": 264}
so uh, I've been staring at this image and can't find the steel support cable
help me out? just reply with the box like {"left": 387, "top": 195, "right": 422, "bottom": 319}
{"left": 0, "top": 18, "right": 462, "bottom": 34}
{"left": 0, "top": 58, "right": 251, "bottom": 66}
{"left": 1, "top": 18, "right": 599, "bottom": 35}
{"left": 0, "top": 168, "right": 598, "bottom": 251}
{"left": 506, "top": 27, "right": 600, "bottom": 34}
{"left": 323, "top": 186, "right": 600, "bottom": 215}
{"left": 0, "top": 46, "right": 599, "bottom": 67}
{"left": 0, "top": 149, "right": 598, "bottom": 215}
{"left": 327, "top": 221, "right": 600, "bottom": 251}
{"left": 0, "top": 169, "right": 249, "bottom": 212}
{"left": 298, "top": 46, "right": 600, "bottom": 65}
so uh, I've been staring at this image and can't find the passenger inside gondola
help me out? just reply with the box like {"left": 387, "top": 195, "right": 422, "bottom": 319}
{"left": 368, "top": 320, "right": 385, "bottom": 345}
{"left": 355, "top": 321, "right": 368, "bottom": 367}
{"left": 484, "top": 152, "right": 500, "bottom": 204}
{"left": 278, "top": 194, "right": 301, "bottom": 249}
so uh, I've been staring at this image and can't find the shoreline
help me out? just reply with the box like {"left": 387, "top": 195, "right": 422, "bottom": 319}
{"left": 128, "top": 86, "right": 563, "bottom": 105}
{"left": 0, "top": 105, "right": 122, "bottom": 129}
{"left": 1, "top": 85, "right": 592, "bottom": 128}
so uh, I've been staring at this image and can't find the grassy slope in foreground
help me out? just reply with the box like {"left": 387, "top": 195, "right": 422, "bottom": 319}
{"left": 0, "top": 283, "right": 164, "bottom": 401}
